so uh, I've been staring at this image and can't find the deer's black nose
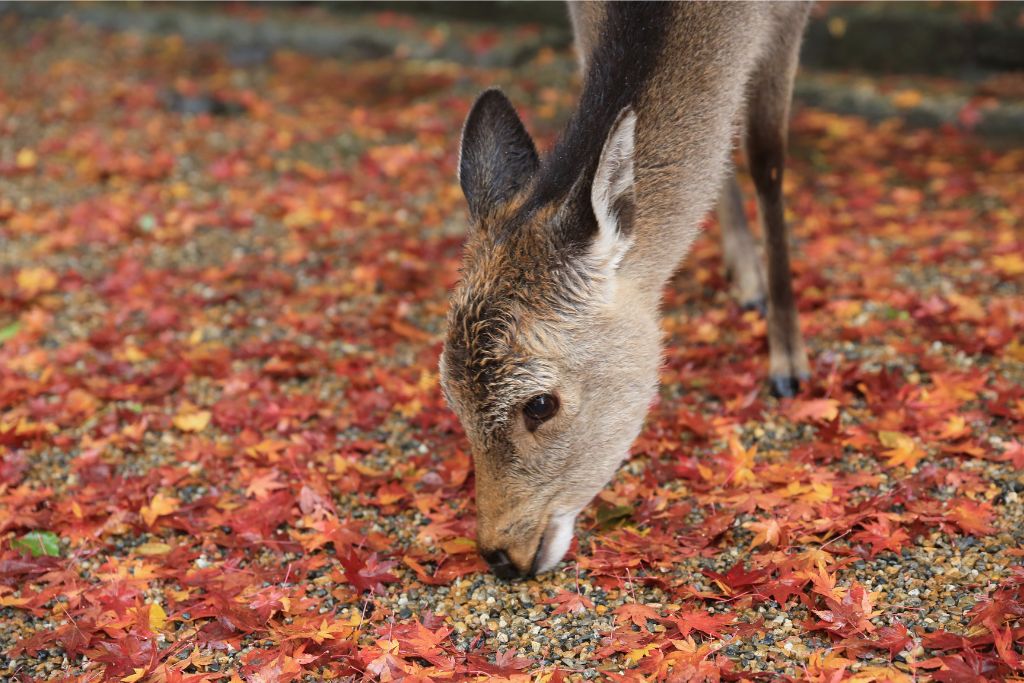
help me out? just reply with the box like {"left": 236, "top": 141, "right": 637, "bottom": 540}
{"left": 482, "top": 549, "right": 521, "bottom": 580}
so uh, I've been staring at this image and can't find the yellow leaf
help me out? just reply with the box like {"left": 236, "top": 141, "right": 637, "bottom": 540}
{"left": 993, "top": 253, "right": 1024, "bottom": 277}
{"left": 745, "top": 518, "right": 783, "bottom": 548}
{"left": 892, "top": 89, "right": 923, "bottom": 109}
{"left": 312, "top": 617, "right": 356, "bottom": 643}
{"left": 173, "top": 409, "right": 211, "bottom": 432}
{"left": 1005, "top": 338, "right": 1024, "bottom": 363}
{"left": 727, "top": 436, "right": 757, "bottom": 485}
{"left": 128, "top": 560, "right": 159, "bottom": 581}
{"left": 140, "top": 492, "right": 180, "bottom": 527}
{"left": 783, "top": 481, "right": 833, "bottom": 503}
{"left": 122, "top": 345, "right": 148, "bottom": 363}
{"left": 149, "top": 602, "right": 167, "bottom": 631}
{"left": 825, "top": 116, "right": 856, "bottom": 139}
{"left": 946, "top": 293, "right": 985, "bottom": 322}
{"left": 625, "top": 642, "right": 660, "bottom": 665}
{"left": 16, "top": 267, "right": 58, "bottom": 298}
{"left": 938, "top": 415, "right": 969, "bottom": 440}
{"left": 806, "top": 482, "right": 834, "bottom": 503}
{"left": 15, "top": 147, "right": 38, "bottom": 169}
{"left": 439, "top": 537, "right": 477, "bottom": 555}
{"left": 798, "top": 547, "right": 836, "bottom": 572}
{"left": 182, "top": 646, "right": 215, "bottom": 667}
{"left": 848, "top": 666, "right": 913, "bottom": 683}
{"left": 122, "top": 668, "right": 147, "bottom": 683}
{"left": 878, "top": 430, "right": 907, "bottom": 449}
{"left": 135, "top": 542, "right": 171, "bottom": 556}
{"left": 808, "top": 649, "right": 852, "bottom": 669}
{"left": 0, "top": 594, "right": 31, "bottom": 607}
{"left": 878, "top": 431, "right": 925, "bottom": 469}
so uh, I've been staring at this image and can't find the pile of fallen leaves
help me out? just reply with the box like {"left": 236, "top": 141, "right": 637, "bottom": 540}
{"left": 1, "top": 7, "right": 1022, "bottom": 682}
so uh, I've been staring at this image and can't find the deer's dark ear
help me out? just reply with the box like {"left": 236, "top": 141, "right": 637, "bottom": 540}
{"left": 459, "top": 89, "right": 539, "bottom": 222}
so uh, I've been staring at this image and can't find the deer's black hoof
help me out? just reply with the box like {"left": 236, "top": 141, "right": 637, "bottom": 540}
{"left": 769, "top": 375, "right": 801, "bottom": 398}
{"left": 741, "top": 297, "right": 768, "bottom": 318}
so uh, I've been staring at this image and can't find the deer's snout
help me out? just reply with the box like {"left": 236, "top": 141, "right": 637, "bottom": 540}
{"left": 481, "top": 548, "right": 524, "bottom": 580}
{"left": 478, "top": 533, "right": 544, "bottom": 580}
{"left": 478, "top": 505, "right": 583, "bottom": 579}
{"left": 476, "top": 514, "right": 546, "bottom": 580}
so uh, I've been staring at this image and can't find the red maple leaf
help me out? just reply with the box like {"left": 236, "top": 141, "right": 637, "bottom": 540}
{"left": 787, "top": 398, "right": 840, "bottom": 423}
{"left": 946, "top": 499, "right": 996, "bottom": 536}
{"left": 998, "top": 441, "right": 1024, "bottom": 469}
{"left": 340, "top": 551, "right": 399, "bottom": 594}
{"left": 874, "top": 623, "right": 915, "bottom": 658}
{"left": 615, "top": 603, "right": 662, "bottom": 630}
{"left": 850, "top": 515, "right": 911, "bottom": 558}
{"left": 245, "top": 469, "right": 288, "bottom": 500}
{"left": 667, "top": 609, "right": 734, "bottom": 638}
{"left": 759, "top": 570, "right": 810, "bottom": 605}
{"left": 810, "top": 584, "right": 880, "bottom": 637}
{"left": 703, "top": 563, "right": 768, "bottom": 595}
{"left": 464, "top": 649, "right": 534, "bottom": 676}
{"left": 392, "top": 620, "right": 453, "bottom": 667}
{"left": 544, "top": 590, "right": 595, "bottom": 615}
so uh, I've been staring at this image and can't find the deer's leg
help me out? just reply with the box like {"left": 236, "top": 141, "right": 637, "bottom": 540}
{"left": 716, "top": 170, "right": 767, "bottom": 315}
{"left": 745, "top": 40, "right": 809, "bottom": 398}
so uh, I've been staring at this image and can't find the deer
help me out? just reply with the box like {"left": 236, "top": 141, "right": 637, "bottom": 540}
{"left": 439, "top": 1, "right": 812, "bottom": 579}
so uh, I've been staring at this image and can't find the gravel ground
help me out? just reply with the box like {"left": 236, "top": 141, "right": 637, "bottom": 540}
{"left": 1, "top": 7, "right": 1022, "bottom": 682}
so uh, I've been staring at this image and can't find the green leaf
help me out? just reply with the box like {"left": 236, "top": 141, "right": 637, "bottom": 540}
{"left": 11, "top": 531, "right": 61, "bottom": 557}
{"left": 596, "top": 504, "right": 634, "bottom": 530}
{"left": 137, "top": 214, "right": 157, "bottom": 233}
{"left": 0, "top": 321, "right": 20, "bottom": 345}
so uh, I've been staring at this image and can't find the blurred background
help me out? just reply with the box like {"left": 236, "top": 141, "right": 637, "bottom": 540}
{"left": 4, "top": 1, "right": 1024, "bottom": 138}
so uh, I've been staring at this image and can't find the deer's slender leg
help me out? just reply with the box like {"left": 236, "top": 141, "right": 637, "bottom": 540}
{"left": 745, "top": 37, "right": 809, "bottom": 398}
{"left": 716, "top": 170, "right": 767, "bottom": 315}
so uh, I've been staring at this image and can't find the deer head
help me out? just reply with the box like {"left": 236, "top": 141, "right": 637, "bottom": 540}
{"left": 439, "top": 90, "right": 662, "bottom": 578}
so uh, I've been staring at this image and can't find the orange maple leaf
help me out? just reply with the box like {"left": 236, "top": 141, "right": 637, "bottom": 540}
{"left": 615, "top": 603, "right": 662, "bottom": 631}
{"left": 744, "top": 518, "right": 785, "bottom": 548}
{"left": 16, "top": 267, "right": 58, "bottom": 298}
{"left": 173, "top": 408, "right": 211, "bottom": 432}
{"left": 140, "top": 492, "right": 179, "bottom": 527}
{"left": 787, "top": 398, "right": 840, "bottom": 423}
{"left": 936, "top": 415, "right": 970, "bottom": 440}
{"left": 544, "top": 590, "right": 595, "bottom": 615}
{"left": 878, "top": 431, "right": 926, "bottom": 469}
{"left": 246, "top": 470, "right": 288, "bottom": 499}
{"left": 946, "top": 499, "right": 996, "bottom": 536}
{"left": 726, "top": 436, "right": 757, "bottom": 486}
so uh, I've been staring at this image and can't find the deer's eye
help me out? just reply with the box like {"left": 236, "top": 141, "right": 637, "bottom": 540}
{"left": 523, "top": 393, "right": 559, "bottom": 431}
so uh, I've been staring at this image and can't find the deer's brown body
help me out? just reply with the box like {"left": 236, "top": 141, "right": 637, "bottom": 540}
{"left": 441, "top": 1, "right": 812, "bottom": 578}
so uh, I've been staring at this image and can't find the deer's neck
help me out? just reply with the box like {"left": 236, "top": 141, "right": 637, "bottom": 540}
{"left": 617, "top": 5, "right": 773, "bottom": 296}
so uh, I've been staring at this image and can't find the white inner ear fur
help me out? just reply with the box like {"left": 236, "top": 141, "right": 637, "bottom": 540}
{"left": 590, "top": 108, "right": 636, "bottom": 274}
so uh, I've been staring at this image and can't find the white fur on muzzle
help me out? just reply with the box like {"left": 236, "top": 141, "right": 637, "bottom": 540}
{"left": 532, "top": 509, "right": 581, "bottom": 574}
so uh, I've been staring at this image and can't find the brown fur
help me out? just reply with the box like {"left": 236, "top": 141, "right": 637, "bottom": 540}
{"left": 442, "top": 1, "right": 812, "bottom": 576}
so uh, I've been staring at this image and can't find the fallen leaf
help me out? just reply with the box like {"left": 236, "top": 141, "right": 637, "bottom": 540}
{"left": 11, "top": 530, "right": 60, "bottom": 557}
{"left": 140, "top": 492, "right": 180, "bottom": 527}
{"left": 16, "top": 267, "right": 58, "bottom": 298}
{"left": 173, "top": 409, "right": 211, "bottom": 432}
